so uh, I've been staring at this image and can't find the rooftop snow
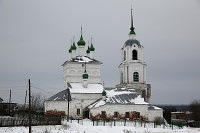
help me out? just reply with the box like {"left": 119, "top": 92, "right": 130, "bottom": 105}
{"left": 88, "top": 89, "right": 148, "bottom": 108}
{"left": 47, "top": 83, "right": 104, "bottom": 101}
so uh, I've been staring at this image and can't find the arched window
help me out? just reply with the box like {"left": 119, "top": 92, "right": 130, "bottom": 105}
{"left": 132, "top": 50, "right": 138, "bottom": 60}
{"left": 133, "top": 72, "right": 139, "bottom": 82}
{"left": 124, "top": 51, "right": 126, "bottom": 60}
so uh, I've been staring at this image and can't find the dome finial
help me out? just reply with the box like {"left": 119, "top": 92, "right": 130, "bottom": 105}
{"left": 130, "top": 6, "right": 136, "bottom": 35}
{"left": 77, "top": 26, "right": 86, "bottom": 46}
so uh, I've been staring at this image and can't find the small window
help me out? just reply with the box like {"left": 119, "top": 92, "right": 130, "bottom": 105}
{"left": 125, "top": 112, "right": 130, "bottom": 118}
{"left": 101, "top": 111, "right": 106, "bottom": 118}
{"left": 77, "top": 109, "right": 80, "bottom": 115}
{"left": 132, "top": 50, "right": 138, "bottom": 60}
{"left": 114, "top": 112, "right": 119, "bottom": 118}
{"left": 133, "top": 72, "right": 139, "bottom": 82}
{"left": 136, "top": 112, "right": 140, "bottom": 118}
{"left": 124, "top": 51, "right": 126, "bottom": 60}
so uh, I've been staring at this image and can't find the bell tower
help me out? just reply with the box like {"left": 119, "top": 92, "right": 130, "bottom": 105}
{"left": 116, "top": 9, "right": 151, "bottom": 103}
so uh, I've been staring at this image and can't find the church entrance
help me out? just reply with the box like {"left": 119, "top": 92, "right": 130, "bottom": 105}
{"left": 83, "top": 111, "right": 89, "bottom": 119}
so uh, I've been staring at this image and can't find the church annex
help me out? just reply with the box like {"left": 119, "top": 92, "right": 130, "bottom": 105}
{"left": 44, "top": 10, "right": 163, "bottom": 122}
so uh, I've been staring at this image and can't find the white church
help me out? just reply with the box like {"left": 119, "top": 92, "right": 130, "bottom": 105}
{"left": 44, "top": 10, "right": 163, "bottom": 122}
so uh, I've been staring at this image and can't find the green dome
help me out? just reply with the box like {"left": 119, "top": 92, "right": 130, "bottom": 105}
{"left": 86, "top": 46, "right": 90, "bottom": 53}
{"left": 82, "top": 73, "right": 89, "bottom": 79}
{"left": 71, "top": 43, "right": 77, "bottom": 50}
{"left": 102, "top": 90, "right": 107, "bottom": 96}
{"left": 77, "top": 35, "right": 86, "bottom": 46}
{"left": 68, "top": 45, "right": 72, "bottom": 53}
{"left": 89, "top": 44, "right": 95, "bottom": 51}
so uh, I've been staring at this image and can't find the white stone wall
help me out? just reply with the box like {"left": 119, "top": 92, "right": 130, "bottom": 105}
{"left": 90, "top": 104, "right": 149, "bottom": 118}
{"left": 63, "top": 62, "right": 101, "bottom": 88}
{"left": 120, "top": 38, "right": 146, "bottom": 84}
{"left": 148, "top": 109, "right": 163, "bottom": 122}
{"left": 45, "top": 93, "right": 102, "bottom": 118}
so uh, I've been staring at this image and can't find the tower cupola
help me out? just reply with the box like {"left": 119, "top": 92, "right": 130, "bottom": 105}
{"left": 77, "top": 27, "right": 86, "bottom": 56}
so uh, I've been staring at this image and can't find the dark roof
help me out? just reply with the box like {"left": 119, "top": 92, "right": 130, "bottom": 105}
{"left": 125, "top": 39, "right": 141, "bottom": 47}
{"left": 47, "top": 89, "right": 71, "bottom": 101}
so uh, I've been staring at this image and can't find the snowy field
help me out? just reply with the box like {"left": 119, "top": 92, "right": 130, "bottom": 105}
{"left": 0, "top": 119, "right": 200, "bottom": 133}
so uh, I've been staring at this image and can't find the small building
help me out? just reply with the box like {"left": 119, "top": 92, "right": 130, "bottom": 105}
{"left": 171, "top": 111, "right": 193, "bottom": 125}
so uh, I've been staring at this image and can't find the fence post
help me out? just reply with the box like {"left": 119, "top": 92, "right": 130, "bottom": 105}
{"left": 124, "top": 119, "right": 126, "bottom": 126}
{"left": 171, "top": 123, "right": 173, "bottom": 130}
{"left": 114, "top": 120, "right": 116, "bottom": 126}
{"left": 97, "top": 120, "right": 98, "bottom": 126}
{"left": 144, "top": 121, "right": 146, "bottom": 128}
{"left": 103, "top": 120, "right": 105, "bottom": 126}
{"left": 141, "top": 121, "right": 142, "bottom": 127}
{"left": 93, "top": 120, "right": 94, "bottom": 126}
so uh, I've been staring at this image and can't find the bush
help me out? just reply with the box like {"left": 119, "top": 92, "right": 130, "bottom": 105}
{"left": 46, "top": 110, "right": 66, "bottom": 116}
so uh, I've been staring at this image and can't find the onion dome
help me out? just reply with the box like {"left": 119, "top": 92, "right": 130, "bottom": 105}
{"left": 89, "top": 44, "right": 95, "bottom": 51}
{"left": 82, "top": 73, "right": 89, "bottom": 79}
{"left": 68, "top": 45, "right": 72, "bottom": 53}
{"left": 77, "top": 35, "right": 86, "bottom": 46}
{"left": 71, "top": 42, "right": 77, "bottom": 50}
{"left": 102, "top": 90, "right": 107, "bottom": 96}
{"left": 86, "top": 46, "right": 90, "bottom": 53}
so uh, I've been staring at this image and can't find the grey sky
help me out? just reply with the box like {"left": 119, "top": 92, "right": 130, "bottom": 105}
{"left": 0, "top": 0, "right": 200, "bottom": 105}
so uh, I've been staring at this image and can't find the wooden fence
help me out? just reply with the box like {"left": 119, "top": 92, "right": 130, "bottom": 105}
{"left": 0, "top": 115, "right": 61, "bottom": 127}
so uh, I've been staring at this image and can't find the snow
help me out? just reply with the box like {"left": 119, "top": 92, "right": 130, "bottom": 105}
{"left": 70, "top": 83, "right": 104, "bottom": 94}
{"left": 106, "top": 88, "right": 133, "bottom": 97}
{"left": 152, "top": 106, "right": 162, "bottom": 110}
{"left": 74, "top": 56, "right": 93, "bottom": 62}
{"left": 0, "top": 119, "right": 200, "bottom": 133}
{"left": 129, "top": 95, "right": 148, "bottom": 105}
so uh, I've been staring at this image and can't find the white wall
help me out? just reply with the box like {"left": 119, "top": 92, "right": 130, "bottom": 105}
{"left": 90, "top": 104, "right": 149, "bottom": 118}
{"left": 63, "top": 62, "right": 101, "bottom": 87}
{"left": 148, "top": 109, "right": 163, "bottom": 122}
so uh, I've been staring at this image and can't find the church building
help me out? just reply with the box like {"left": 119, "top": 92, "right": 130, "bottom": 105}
{"left": 44, "top": 10, "right": 163, "bottom": 122}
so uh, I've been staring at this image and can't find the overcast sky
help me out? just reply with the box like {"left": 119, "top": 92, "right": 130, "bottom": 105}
{"left": 0, "top": 0, "right": 200, "bottom": 105}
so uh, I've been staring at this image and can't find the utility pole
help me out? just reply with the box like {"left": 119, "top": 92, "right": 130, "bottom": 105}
{"left": 28, "top": 79, "right": 31, "bottom": 133}
{"left": 24, "top": 90, "right": 27, "bottom": 109}
{"left": 9, "top": 89, "right": 11, "bottom": 115}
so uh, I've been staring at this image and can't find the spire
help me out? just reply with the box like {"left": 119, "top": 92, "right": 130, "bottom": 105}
{"left": 89, "top": 37, "right": 95, "bottom": 51}
{"left": 77, "top": 27, "right": 86, "bottom": 46}
{"left": 129, "top": 7, "right": 136, "bottom": 35}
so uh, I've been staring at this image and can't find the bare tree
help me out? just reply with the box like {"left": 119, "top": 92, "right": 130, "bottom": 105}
{"left": 190, "top": 99, "right": 200, "bottom": 122}
{"left": 31, "top": 93, "right": 45, "bottom": 111}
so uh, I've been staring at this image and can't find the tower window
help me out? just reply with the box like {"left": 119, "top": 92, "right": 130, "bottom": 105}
{"left": 77, "top": 109, "right": 80, "bottom": 115}
{"left": 132, "top": 50, "right": 138, "bottom": 60}
{"left": 124, "top": 51, "right": 126, "bottom": 60}
{"left": 133, "top": 72, "right": 139, "bottom": 82}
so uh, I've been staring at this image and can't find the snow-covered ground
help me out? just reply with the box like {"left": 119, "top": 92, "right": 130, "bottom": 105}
{"left": 0, "top": 119, "right": 200, "bottom": 133}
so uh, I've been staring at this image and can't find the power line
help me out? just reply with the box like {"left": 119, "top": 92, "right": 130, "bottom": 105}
{"left": 31, "top": 85, "right": 54, "bottom": 95}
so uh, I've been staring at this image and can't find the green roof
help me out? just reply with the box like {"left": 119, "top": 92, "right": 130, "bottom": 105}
{"left": 71, "top": 42, "right": 77, "bottom": 50}
{"left": 86, "top": 46, "right": 90, "bottom": 53}
{"left": 89, "top": 44, "right": 95, "bottom": 51}
{"left": 102, "top": 90, "right": 107, "bottom": 96}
